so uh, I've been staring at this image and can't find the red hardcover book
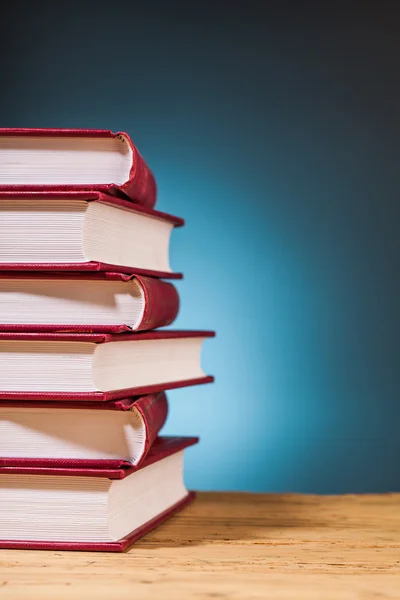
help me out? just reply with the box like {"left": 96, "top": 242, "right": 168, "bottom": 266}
{"left": 0, "top": 392, "right": 169, "bottom": 468}
{"left": 0, "top": 191, "right": 183, "bottom": 278}
{"left": 0, "top": 272, "right": 179, "bottom": 333}
{"left": 0, "top": 128, "right": 157, "bottom": 208}
{"left": 0, "top": 436, "right": 198, "bottom": 552}
{"left": 0, "top": 330, "right": 215, "bottom": 401}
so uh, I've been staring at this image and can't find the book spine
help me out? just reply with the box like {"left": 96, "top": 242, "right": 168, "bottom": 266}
{"left": 137, "top": 276, "right": 180, "bottom": 331}
{"left": 0, "top": 262, "right": 182, "bottom": 279}
{"left": 117, "top": 137, "right": 157, "bottom": 208}
{"left": 133, "top": 392, "right": 169, "bottom": 464}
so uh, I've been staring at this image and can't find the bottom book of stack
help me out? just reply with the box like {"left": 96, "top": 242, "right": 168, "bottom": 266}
{"left": 0, "top": 436, "right": 197, "bottom": 551}
{"left": 0, "top": 393, "right": 198, "bottom": 551}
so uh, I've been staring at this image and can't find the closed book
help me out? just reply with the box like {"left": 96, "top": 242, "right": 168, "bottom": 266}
{"left": 0, "top": 272, "right": 179, "bottom": 333}
{"left": 0, "top": 330, "right": 215, "bottom": 401}
{"left": 0, "top": 392, "right": 169, "bottom": 468}
{"left": 0, "top": 128, "right": 156, "bottom": 208}
{"left": 0, "top": 191, "right": 183, "bottom": 278}
{"left": 0, "top": 436, "right": 198, "bottom": 551}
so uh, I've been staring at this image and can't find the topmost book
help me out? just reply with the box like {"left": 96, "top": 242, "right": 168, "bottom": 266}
{"left": 0, "top": 128, "right": 156, "bottom": 208}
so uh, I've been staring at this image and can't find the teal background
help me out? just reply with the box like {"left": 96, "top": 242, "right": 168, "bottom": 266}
{"left": 1, "top": 3, "right": 399, "bottom": 492}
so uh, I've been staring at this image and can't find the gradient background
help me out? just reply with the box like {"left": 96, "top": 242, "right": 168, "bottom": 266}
{"left": 1, "top": 3, "right": 399, "bottom": 493}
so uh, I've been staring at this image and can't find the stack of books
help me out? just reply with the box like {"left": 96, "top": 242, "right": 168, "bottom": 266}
{"left": 0, "top": 128, "right": 214, "bottom": 551}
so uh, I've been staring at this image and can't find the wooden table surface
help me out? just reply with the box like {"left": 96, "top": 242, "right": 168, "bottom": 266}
{"left": 1, "top": 492, "right": 400, "bottom": 599}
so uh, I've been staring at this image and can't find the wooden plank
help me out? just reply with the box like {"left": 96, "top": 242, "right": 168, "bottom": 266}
{"left": 1, "top": 492, "right": 400, "bottom": 599}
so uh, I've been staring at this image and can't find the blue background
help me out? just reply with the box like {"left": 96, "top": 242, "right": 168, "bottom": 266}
{"left": 1, "top": 3, "right": 399, "bottom": 493}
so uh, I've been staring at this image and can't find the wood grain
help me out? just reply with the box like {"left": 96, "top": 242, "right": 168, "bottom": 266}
{"left": 1, "top": 492, "right": 400, "bottom": 599}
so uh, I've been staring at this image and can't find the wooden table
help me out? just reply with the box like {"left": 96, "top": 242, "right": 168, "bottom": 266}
{"left": 1, "top": 492, "right": 399, "bottom": 599}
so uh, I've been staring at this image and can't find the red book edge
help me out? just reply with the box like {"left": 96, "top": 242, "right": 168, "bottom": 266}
{"left": 0, "top": 329, "right": 215, "bottom": 342}
{"left": 0, "top": 375, "right": 214, "bottom": 402}
{"left": 0, "top": 263, "right": 182, "bottom": 280}
{"left": 0, "top": 395, "right": 151, "bottom": 411}
{"left": 0, "top": 435, "right": 199, "bottom": 477}
{"left": 133, "top": 393, "right": 169, "bottom": 463}
{"left": 0, "top": 129, "right": 157, "bottom": 209}
{"left": 0, "top": 128, "right": 130, "bottom": 137}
